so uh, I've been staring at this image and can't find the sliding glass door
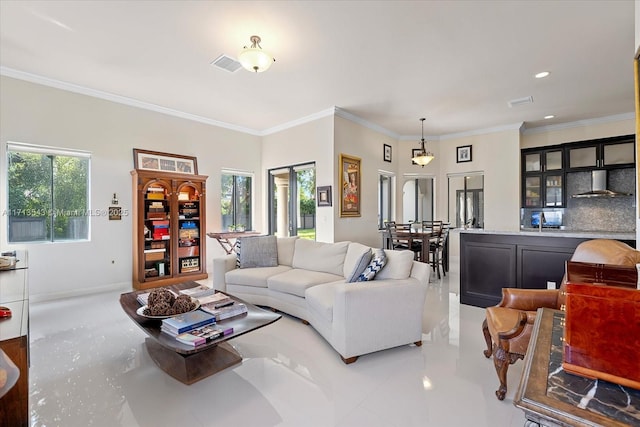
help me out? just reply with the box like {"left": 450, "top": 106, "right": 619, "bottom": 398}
{"left": 268, "top": 163, "right": 316, "bottom": 240}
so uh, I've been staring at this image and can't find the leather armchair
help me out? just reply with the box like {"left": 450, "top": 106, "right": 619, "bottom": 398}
{"left": 482, "top": 239, "right": 640, "bottom": 400}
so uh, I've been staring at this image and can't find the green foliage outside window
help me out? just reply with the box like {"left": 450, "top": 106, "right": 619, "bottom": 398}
{"left": 7, "top": 148, "right": 89, "bottom": 242}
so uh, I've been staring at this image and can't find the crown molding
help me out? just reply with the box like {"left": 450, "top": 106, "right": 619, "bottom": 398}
{"left": 522, "top": 112, "right": 635, "bottom": 135}
{"left": 3, "top": 67, "right": 633, "bottom": 141}
{"left": 0, "top": 66, "right": 262, "bottom": 136}
{"left": 333, "top": 107, "right": 400, "bottom": 139}
{"left": 437, "top": 122, "right": 525, "bottom": 141}
{"left": 260, "top": 107, "right": 337, "bottom": 136}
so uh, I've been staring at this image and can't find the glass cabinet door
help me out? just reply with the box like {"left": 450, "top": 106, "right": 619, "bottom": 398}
{"left": 524, "top": 176, "right": 541, "bottom": 207}
{"left": 524, "top": 153, "right": 541, "bottom": 172}
{"left": 603, "top": 142, "right": 635, "bottom": 166}
{"left": 545, "top": 150, "right": 563, "bottom": 171}
{"left": 544, "top": 174, "right": 563, "bottom": 207}
{"left": 568, "top": 146, "right": 597, "bottom": 169}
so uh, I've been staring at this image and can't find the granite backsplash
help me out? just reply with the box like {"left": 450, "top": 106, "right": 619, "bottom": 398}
{"left": 564, "top": 168, "right": 635, "bottom": 232}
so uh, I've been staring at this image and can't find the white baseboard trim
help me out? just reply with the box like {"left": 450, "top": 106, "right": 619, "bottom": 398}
{"left": 30, "top": 281, "right": 132, "bottom": 303}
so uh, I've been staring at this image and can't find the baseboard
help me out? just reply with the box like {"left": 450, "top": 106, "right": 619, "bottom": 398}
{"left": 30, "top": 281, "right": 132, "bottom": 303}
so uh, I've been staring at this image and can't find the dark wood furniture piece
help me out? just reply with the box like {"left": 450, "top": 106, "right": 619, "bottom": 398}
{"left": 460, "top": 231, "right": 635, "bottom": 308}
{"left": 206, "top": 231, "right": 262, "bottom": 255}
{"left": 0, "top": 251, "right": 29, "bottom": 427}
{"left": 520, "top": 134, "right": 635, "bottom": 209}
{"left": 515, "top": 308, "right": 640, "bottom": 427}
{"left": 562, "top": 282, "right": 640, "bottom": 389}
{"left": 482, "top": 240, "right": 639, "bottom": 401}
{"left": 120, "top": 282, "right": 281, "bottom": 384}
{"left": 131, "top": 170, "right": 208, "bottom": 290}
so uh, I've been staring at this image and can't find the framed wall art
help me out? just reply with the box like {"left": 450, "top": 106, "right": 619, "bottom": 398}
{"left": 456, "top": 145, "right": 472, "bottom": 163}
{"left": 383, "top": 144, "right": 392, "bottom": 162}
{"left": 317, "top": 186, "right": 332, "bottom": 207}
{"left": 339, "top": 154, "right": 361, "bottom": 217}
{"left": 133, "top": 149, "right": 198, "bottom": 175}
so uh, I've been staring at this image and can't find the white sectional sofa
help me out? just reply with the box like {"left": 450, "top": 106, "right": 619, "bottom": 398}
{"left": 213, "top": 236, "right": 430, "bottom": 363}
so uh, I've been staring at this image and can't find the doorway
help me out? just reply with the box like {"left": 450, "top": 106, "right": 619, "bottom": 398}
{"left": 402, "top": 177, "right": 435, "bottom": 223}
{"left": 268, "top": 163, "right": 316, "bottom": 240}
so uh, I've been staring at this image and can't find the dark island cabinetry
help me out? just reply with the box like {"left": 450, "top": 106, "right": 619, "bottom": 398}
{"left": 460, "top": 231, "right": 635, "bottom": 308}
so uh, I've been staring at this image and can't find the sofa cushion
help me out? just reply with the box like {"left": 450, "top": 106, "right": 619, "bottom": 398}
{"left": 306, "top": 282, "right": 339, "bottom": 323}
{"left": 268, "top": 269, "right": 344, "bottom": 297}
{"left": 357, "top": 248, "right": 387, "bottom": 282}
{"left": 292, "top": 239, "right": 349, "bottom": 276}
{"left": 344, "top": 242, "right": 373, "bottom": 281}
{"left": 238, "top": 235, "right": 278, "bottom": 268}
{"left": 375, "top": 249, "right": 414, "bottom": 280}
{"left": 277, "top": 236, "right": 298, "bottom": 267}
{"left": 226, "top": 265, "right": 291, "bottom": 288}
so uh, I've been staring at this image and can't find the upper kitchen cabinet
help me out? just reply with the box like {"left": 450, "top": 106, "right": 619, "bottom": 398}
{"left": 523, "top": 148, "right": 563, "bottom": 173}
{"left": 566, "top": 134, "right": 635, "bottom": 171}
{"left": 522, "top": 146, "right": 565, "bottom": 208}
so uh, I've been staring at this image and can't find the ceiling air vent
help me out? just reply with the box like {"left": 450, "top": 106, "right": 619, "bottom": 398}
{"left": 508, "top": 96, "right": 534, "bottom": 108}
{"left": 211, "top": 54, "right": 242, "bottom": 73}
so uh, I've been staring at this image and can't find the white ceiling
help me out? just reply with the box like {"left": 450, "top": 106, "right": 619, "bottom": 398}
{"left": 0, "top": 1, "right": 636, "bottom": 139}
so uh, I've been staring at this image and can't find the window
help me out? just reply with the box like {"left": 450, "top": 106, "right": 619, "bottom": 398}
{"left": 378, "top": 172, "right": 394, "bottom": 229}
{"left": 6, "top": 142, "right": 90, "bottom": 242}
{"left": 267, "top": 163, "right": 315, "bottom": 240}
{"left": 221, "top": 171, "right": 253, "bottom": 231}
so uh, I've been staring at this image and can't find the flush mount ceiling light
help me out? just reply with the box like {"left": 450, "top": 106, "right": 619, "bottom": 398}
{"left": 544, "top": 115, "right": 555, "bottom": 119}
{"left": 411, "top": 118, "right": 434, "bottom": 167}
{"left": 238, "top": 35, "right": 275, "bottom": 73}
{"left": 535, "top": 71, "right": 550, "bottom": 79}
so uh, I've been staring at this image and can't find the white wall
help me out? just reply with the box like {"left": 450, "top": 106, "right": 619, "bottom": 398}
{"left": 0, "top": 76, "right": 261, "bottom": 300}
{"left": 437, "top": 129, "right": 521, "bottom": 232}
{"left": 333, "top": 116, "right": 398, "bottom": 247}
{"left": 261, "top": 115, "right": 334, "bottom": 242}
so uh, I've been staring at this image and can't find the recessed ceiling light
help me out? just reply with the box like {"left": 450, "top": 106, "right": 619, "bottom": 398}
{"left": 544, "top": 115, "right": 555, "bottom": 119}
{"left": 535, "top": 71, "right": 550, "bottom": 79}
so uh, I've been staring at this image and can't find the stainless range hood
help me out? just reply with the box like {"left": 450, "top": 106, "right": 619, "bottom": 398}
{"left": 571, "top": 170, "right": 632, "bottom": 198}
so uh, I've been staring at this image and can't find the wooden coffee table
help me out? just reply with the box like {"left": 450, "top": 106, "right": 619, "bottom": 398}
{"left": 120, "top": 282, "right": 281, "bottom": 384}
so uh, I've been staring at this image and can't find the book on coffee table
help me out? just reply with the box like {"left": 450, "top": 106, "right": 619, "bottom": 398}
{"left": 178, "top": 285, "right": 215, "bottom": 298}
{"left": 176, "top": 325, "right": 224, "bottom": 346}
{"left": 161, "top": 310, "right": 216, "bottom": 335}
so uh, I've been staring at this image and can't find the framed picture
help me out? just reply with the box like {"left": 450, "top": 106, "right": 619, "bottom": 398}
{"left": 317, "top": 186, "right": 332, "bottom": 207}
{"left": 339, "top": 154, "right": 361, "bottom": 217}
{"left": 411, "top": 149, "right": 423, "bottom": 165}
{"left": 383, "top": 144, "right": 392, "bottom": 162}
{"left": 133, "top": 149, "right": 198, "bottom": 175}
{"left": 457, "top": 145, "right": 472, "bottom": 163}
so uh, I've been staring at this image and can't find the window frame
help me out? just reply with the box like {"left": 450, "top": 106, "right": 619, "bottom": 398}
{"left": 220, "top": 169, "right": 254, "bottom": 232}
{"left": 378, "top": 170, "right": 395, "bottom": 229}
{"left": 6, "top": 142, "right": 91, "bottom": 243}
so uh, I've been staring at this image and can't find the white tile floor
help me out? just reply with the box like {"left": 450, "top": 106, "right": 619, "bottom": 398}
{"left": 28, "top": 259, "right": 527, "bottom": 427}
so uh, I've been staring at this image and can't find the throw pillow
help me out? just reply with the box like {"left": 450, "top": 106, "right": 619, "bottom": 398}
{"left": 238, "top": 235, "right": 278, "bottom": 268}
{"left": 235, "top": 238, "right": 242, "bottom": 268}
{"left": 346, "top": 249, "right": 373, "bottom": 283}
{"left": 357, "top": 248, "right": 387, "bottom": 282}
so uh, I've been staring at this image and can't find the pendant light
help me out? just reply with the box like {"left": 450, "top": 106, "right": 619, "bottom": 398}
{"left": 411, "top": 118, "right": 434, "bottom": 167}
{"left": 238, "top": 35, "right": 275, "bottom": 73}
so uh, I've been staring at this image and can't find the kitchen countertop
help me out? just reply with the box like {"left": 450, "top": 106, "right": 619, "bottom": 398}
{"left": 459, "top": 228, "right": 636, "bottom": 240}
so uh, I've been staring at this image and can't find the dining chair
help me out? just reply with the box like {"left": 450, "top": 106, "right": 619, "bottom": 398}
{"left": 423, "top": 221, "right": 444, "bottom": 278}
{"left": 386, "top": 222, "right": 422, "bottom": 260}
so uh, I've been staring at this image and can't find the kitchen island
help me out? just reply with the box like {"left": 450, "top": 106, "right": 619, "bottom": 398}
{"left": 459, "top": 229, "right": 635, "bottom": 307}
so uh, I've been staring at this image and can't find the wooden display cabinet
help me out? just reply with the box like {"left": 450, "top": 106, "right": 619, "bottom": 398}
{"left": 132, "top": 170, "right": 207, "bottom": 289}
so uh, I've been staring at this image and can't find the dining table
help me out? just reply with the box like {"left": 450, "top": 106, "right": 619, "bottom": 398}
{"left": 382, "top": 226, "right": 442, "bottom": 264}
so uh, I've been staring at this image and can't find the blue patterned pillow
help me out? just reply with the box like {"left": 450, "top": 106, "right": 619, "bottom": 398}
{"left": 235, "top": 238, "right": 242, "bottom": 268}
{"left": 357, "top": 249, "right": 387, "bottom": 282}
